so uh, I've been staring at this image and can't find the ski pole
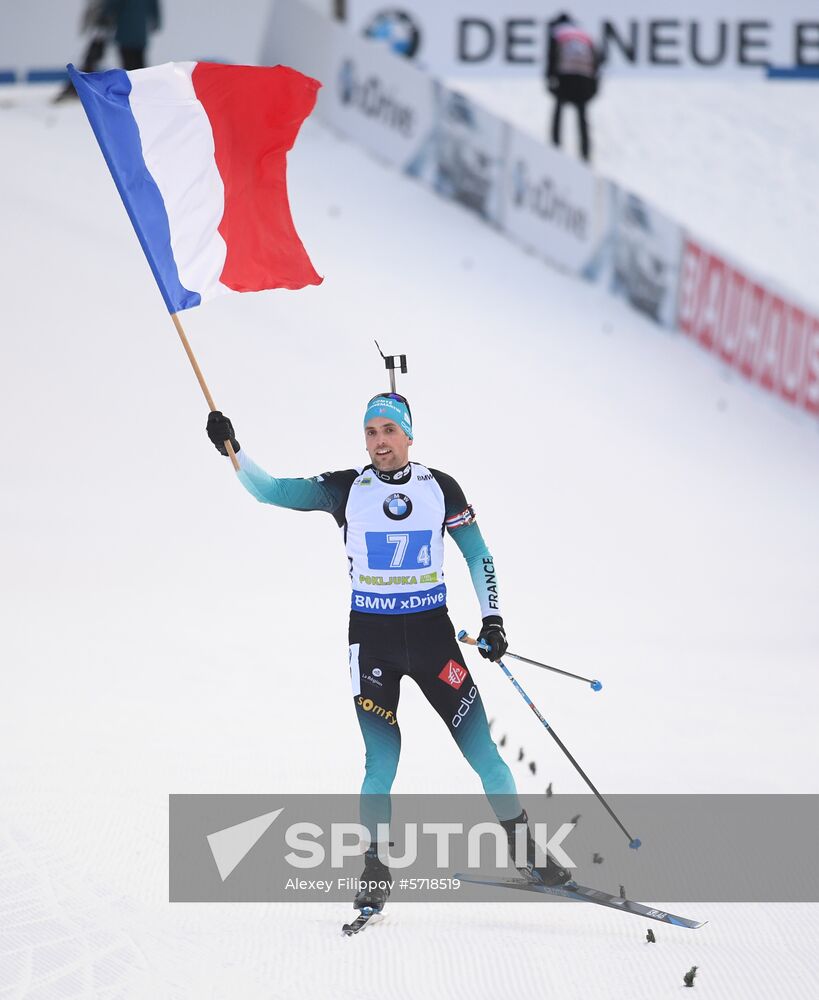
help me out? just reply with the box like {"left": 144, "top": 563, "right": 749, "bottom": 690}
{"left": 458, "top": 630, "right": 641, "bottom": 850}
{"left": 461, "top": 638, "right": 602, "bottom": 691}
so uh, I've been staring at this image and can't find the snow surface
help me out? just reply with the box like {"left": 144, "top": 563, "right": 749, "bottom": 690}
{"left": 452, "top": 75, "right": 819, "bottom": 311}
{"left": 1, "top": 82, "right": 818, "bottom": 998}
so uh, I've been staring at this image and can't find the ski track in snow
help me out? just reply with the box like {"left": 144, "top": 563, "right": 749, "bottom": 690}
{"left": 1, "top": 83, "right": 818, "bottom": 998}
{"left": 2, "top": 817, "right": 817, "bottom": 1000}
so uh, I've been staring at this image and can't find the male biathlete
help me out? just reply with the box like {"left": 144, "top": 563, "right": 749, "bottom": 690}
{"left": 206, "top": 393, "right": 569, "bottom": 911}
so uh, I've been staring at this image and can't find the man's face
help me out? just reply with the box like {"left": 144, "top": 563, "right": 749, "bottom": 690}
{"left": 365, "top": 417, "right": 412, "bottom": 471}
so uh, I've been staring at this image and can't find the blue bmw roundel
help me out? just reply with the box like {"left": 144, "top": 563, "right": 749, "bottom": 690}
{"left": 384, "top": 493, "right": 412, "bottom": 520}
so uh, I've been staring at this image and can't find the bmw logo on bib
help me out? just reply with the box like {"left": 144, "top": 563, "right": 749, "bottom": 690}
{"left": 384, "top": 493, "right": 412, "bottom": 520}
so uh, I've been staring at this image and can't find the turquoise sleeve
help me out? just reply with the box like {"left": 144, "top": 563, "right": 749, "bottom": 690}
{"left": 235, "top": 451, "right": 337, "bottom": 513}
{"left": 449, "top": 521, "right": 501, "bottom": 620}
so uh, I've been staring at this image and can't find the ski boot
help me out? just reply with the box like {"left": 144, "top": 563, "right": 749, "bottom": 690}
{"left": 501, "top": 809, "right": 572, "bottom": 887}
{"left": 353, "top": 845, "right": 392, "bottom": 913}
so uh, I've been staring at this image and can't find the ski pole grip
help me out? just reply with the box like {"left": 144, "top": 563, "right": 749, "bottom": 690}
{"left": 458, "top": 631, "right": 490, "bottom": 652}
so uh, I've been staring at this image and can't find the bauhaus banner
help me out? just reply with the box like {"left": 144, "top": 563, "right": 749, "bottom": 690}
{"left": 677, "top": 237, "right": 819, "bottom": 416}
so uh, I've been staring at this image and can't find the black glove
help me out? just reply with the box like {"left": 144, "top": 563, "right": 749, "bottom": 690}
{"left": 478, "top": 615, "right": 508, "bottom": 662}
{"left": 206, "top": 410, "right": 240, "bottom": 456}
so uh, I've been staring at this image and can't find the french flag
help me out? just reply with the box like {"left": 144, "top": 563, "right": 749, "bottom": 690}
{"left": 68, "top": 61, "right": 322, "bottom": 313}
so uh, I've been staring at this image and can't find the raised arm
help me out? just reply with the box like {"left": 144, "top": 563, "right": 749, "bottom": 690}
{"left": 235, "top": 450, "right": 337, "bottom": 512}
{"left": 206, "top": 410, "right": 355, "bottom": 520}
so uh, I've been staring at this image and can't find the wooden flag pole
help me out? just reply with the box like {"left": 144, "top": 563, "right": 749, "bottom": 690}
{"left": 171, "top": 312, "right": 240, "bottom": 471}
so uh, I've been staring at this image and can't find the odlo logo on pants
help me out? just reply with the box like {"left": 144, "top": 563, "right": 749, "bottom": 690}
{"left": 452, "top": 686, "right": 478, "bottom": 728}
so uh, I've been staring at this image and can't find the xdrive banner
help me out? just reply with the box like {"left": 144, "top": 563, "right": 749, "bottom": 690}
{"left": 169, "top": 794, "right": 819, "bottom": 903}
{"left": 344, "top": 2, "right": 819, "bottom": 77}
{"left": 263, "top": 0, "right": 509, "bottom": 225}
{"left": 501, "top": 128, "right": 604, "bottom": 277}
{"left": 263, "top": 0, "right": 436, "bottom": 173}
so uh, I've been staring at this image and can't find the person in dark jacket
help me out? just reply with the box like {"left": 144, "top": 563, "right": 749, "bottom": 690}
{"left": 55, "top": 0, "right": 161, "bottom": 103}
{"left": 546, "top": 12, "right": 601, "bottom": 162}
{"left": 104, "top": 0, "right": 161, "bottom": 71}
{"left": 54, "top": 1, "right": 113, "bottom": 102}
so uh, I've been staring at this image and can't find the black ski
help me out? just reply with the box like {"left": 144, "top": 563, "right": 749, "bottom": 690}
{"left": 341, "top": 906, "right": 382, "bottom": 936}
{"left": 454, "top": 874, "right": 706, "bottom": 929}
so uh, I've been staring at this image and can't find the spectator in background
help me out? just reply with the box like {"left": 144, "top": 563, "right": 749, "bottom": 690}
{"left": 546, "top": 12, "right": 601, "bottom": 163}
{"left": 104, "top": 0, "right": 162, "bottom": 71}
{"left": 54, "top": 1, "right": 114, "bottom": 102}
{"left": 57, "top": 0, "right": 161, "bottom": 102}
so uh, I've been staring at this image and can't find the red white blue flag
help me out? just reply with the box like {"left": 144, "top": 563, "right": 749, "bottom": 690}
{"left": 68, "top": 61, "right": 322, "bottom": 312}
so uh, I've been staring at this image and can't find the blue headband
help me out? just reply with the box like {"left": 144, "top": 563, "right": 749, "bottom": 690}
{"left": 364, "top": 397, "right": 413, "bottom": 440}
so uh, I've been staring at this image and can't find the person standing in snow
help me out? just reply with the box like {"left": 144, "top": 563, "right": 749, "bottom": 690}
{"left": 546, "top": 12, "right": 602, "bottom": 162}
{"left": 55, "top": 0, "right": 161, "bottom": 103}
{"left": 104, "top": 0, "right": 162, "bottom": 71}
{"left": 205, "top": 395, "right": 570, "bottom": 912}
{"left": 54, "top": 1, "right": 114, "bottom": 102}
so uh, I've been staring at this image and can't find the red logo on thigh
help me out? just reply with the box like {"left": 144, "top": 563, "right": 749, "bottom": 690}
{"left": 439, "top": 660, "right": 468, "bottom": 690}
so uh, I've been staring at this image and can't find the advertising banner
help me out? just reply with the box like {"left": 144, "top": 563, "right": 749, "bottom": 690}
{"left": 263, "top": 0, "right": 436, "bottom": 173}
{"left": 264, "top": 1, "right": 508, "bottom": 224}
{"left": 501, "top": 127, "right": 602, "bottom": 275}
{"left": 677, "top": 238, "right": 819, "bottom": 416}
{"left": 404, "top": 83, "right": 508, "bottom": 225}
{"left": 346, "top": 2, "right": 819, "bottom": 77}
{"left": 585, "top": 185, "right": 683, "bottom": 329}
{"left": 264, "top": 3, "right": 819, "bottom": 424}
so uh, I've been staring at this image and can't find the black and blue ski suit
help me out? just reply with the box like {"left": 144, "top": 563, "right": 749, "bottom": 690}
{"left": 235, "top": 450, "right": 521, "bottom": 837}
